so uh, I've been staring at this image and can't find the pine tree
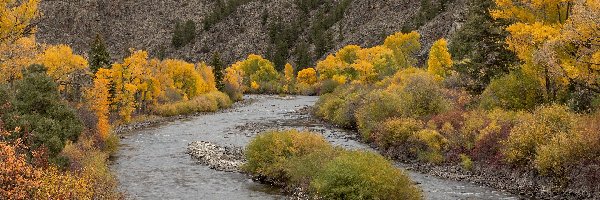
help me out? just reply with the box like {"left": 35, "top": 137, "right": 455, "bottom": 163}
{"left": 210, "top": 52, "right": 225, "bottom": 90}
{"left": 295, "top": 41, "right": 312, "bottom": 70}
{"left": 88, "top": 34, "right": 111, "bottom": 73}
{"left": 448, "top": 0, "right": 517, "bottom": 93}
{"left": 172, "top": 21, "right": 184, "bottom": 48}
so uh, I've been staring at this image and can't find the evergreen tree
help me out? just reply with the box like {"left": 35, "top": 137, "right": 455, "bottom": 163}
{"left": 88, "top": 34, "right": 111, "bottom": 73}
{"left": 448, "top": 0, "right": 517, "bottom": 93}
{"left": 295, "top": 41, "right": 312, "bottom": 70}
{"left": 210, "top": 52, "right": 225, "bottom": 90}
{"left": 172, "top": 21, "right": 184, "bottom": 48}
{"left": 1, "top": 64, "right": 83, "bottom": 165}
{"left": 183, "top": 20, "right": 196, "bottom": 45}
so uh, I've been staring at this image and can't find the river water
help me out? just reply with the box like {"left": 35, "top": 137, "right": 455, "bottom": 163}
{"left": 112, "top": 95, "right": 518, "bottom": 200}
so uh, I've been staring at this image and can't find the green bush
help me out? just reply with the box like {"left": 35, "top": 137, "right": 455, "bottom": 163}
{"left": 2, "top": 64, "right": 83, "bottom": 163}
{"left": 315, "top": 84, "right": 369, "bottom": 128}
{"left": 480, "top": 71, "right": 545, "bottom": 111}
{"left": 243, "top": 130, "right": 332, "bottom": 182}
{"left": 355, "top": 90, "right": 403, "bottom": 140}
{"left": 311, "top": 151, "right": 422, "bottom": 200}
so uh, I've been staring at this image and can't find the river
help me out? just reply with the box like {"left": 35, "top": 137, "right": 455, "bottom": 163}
{"left": 112, "top": 95, "right": 518, "bottom": 200}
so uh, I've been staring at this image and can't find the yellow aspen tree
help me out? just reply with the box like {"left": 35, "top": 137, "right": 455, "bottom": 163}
{"left": 160, "top": 59, "right": 206, "bottom": 99}
{"left": 316, "top": 55, "right": 345, "bottom": 80}
{"left": 197, "top": 62, "right": 217, "bottom": 92}
{"left": 86, "top": 68, "right": 111, "bottom": 140}
{"left": 111, "top": 50, "right": 153, "bottom": 122}
{"left": 383, "top": 31, "right": 421, "bottom": 69}
{"left": 427, "top": 39, "right": 453, "bottom": 79}
{"left": 283, "top": 63, "right": 294, "bottom": 93}
{"left": 0, "top": 36, "right": 39, "bottom": 83}
{"left": 284, "top": 63, "right": 294, "bottom": 83}
{"left": 492, "top": 0, "right": 600, "bottom": 96}
{"left": 336, "top": 45, "right": 361, "bottom": 65}
{"left": 0, "top": 0, "right": 40, "bottom": 83}
{"left": 297, "top": 68, "right": 317, "bottom": 85}
{"left": 39, "top": 45, "right": 88, "bottom": 83}
{"left": 223, "top": 67, "right": 244, "bottom": 101}
{"left": 351, "top": 60, "right": 377, "bottom": 83}
{"left": 0, "top": 0, "right": 40, "bottom": 44}
{"left": 357, "top": 46, "right": 396, "bottom": 78}
{"left": 231, "top": 54, "right": 279, "bottom": 85}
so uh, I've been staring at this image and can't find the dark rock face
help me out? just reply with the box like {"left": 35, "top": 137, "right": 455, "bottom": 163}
{"left": 35, "top": 0, "right": 466, "bottom": 65}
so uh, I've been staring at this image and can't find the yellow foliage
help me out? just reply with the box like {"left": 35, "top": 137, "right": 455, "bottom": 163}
{"left": 223, "top": 67, "right": 244, "bottom": 101}
{"left": 297, "top": 68, "right": 317, "bottom": 85}
{"left": 335, "top": 44, "right": 361, "bottom": 64}
{"left": 316, "top": 55, "right": 346, "bottom": 80}
{"left": 251, "top": 81, "right": 260, "bottom": 90}
{"left": 87, "top": 68, "right": 112, "bottom": 140}
{"left": 0, "top": 128, "right": 42, "bottom": 200}
{"left": 351, "top": 60, "right": 376, "bottom": 83}
{"left": 0, "top": 36, "right": 39, "bottom": 83}
{"left": 383, "top": 31, "right": 421, "bottom": 68}
{"left": 284, "top": 63, "right": 294, "bottom": 83}
{"left": 331, "top": 74, "right": 347, "bottom": 85}
{"left": 493, "top": 0, "right": 600, "bottom": 94}
{"left": 198, "top": 62, "right": 218, "bottom": 92}
{"left": 427, "top": 39, "right": 453, "bottom": 79}
{"left": 357, "top": 46, "right": 397, "bottom": 78}
{"left": 39, "top": 44, "right": 88, "bottom": 82}
{"left": 160, "top": 59, "right": 210, "bottom": 98}
{"left": 231, "top": 54, "right": 279, "bottom": 84}
{"left": 0, "top": 0, "right": 40, "bottom": 44}
{"left": 111, "top": 50, "right": 161, "bottom": 122}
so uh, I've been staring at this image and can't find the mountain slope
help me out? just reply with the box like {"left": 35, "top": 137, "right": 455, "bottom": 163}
{"left": 36, "top": 0, "right": 467, "bottom": 66}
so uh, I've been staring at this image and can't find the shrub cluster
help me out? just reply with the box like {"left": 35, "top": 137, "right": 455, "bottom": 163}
{"left": 153, "top": 91, "right": 232, "bottom": 117}
{"left": 243, "top": 130, "right": 422, "bottom": 199}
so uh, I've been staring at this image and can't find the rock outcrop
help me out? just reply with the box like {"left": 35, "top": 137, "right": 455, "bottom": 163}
{"left": 35, "top": 0, "right": 467, "bottom": 65}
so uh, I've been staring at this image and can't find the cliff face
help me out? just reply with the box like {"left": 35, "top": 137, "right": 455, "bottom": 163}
{"left": 35, "top": 0, "right": 466, "bottom": 66}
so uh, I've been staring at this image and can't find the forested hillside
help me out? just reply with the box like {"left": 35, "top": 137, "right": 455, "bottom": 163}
{"left": 36, "top": 0, "right": 466, "bottom": 68}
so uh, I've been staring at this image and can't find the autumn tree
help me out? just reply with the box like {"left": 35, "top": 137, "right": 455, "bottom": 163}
{"left": 0, "top": 0, "right": 40, "bottom": 44}
{"left": 86, "top": 68, "right": 112, "bottom": 141}
{"left": 231, "top": 54, "right": 280, "bottom": 86}
{"left": 38, "top": 44, "right": 89, "bottom": 100}
{"left": 88, "top": 34, "right": 111, "bottom": 73}
{"left": 427, "top": 39, "right": 453, "bottom": 78}
{"left": 159, "top": 59, "right": 208, "bottom": 99}
{"left": 197, "top": 62, "right": 218, "bottom": 92}
{"left": 111, "top": 50, "right": 161, "bottom": 122}
{"left": 0, "top": 0, "right": 40, "bottom": 84}
{"left": 492, "top": 0, "right": 600, "bottom": 105}
{"left": 297, "top": 68, "right": 317, "bottom": 85}
{"left": 383, "top": 31, "right": 421, "bottom": 69}
{"left": 0, "top": 36, "right": 39, "bottom": 83}
{"left": 223, "top": 67, "right": 244, "bottom": 101}
{"left": 284, "top": 63, "right": 295, "bottom": 83}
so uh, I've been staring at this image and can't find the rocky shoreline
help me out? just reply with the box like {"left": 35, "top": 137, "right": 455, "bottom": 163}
{"left": 186, "top": 141, "right": 245, "bottom": 172}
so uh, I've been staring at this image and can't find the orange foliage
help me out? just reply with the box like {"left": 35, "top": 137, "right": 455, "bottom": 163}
{"left": 87, "top": 68, "right": 112, "bottom": 140}
{"left": 0, "top": 127, "right": 42, "bottom": 200}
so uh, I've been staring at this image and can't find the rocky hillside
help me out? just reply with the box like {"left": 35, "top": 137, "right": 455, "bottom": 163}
{"left": 35, "top": 0, "right": 467, "bottom": 67}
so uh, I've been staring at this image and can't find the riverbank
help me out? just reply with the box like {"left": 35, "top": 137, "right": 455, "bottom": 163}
{"left": 178, "top": 95, "right": 517, "bottom": 199}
